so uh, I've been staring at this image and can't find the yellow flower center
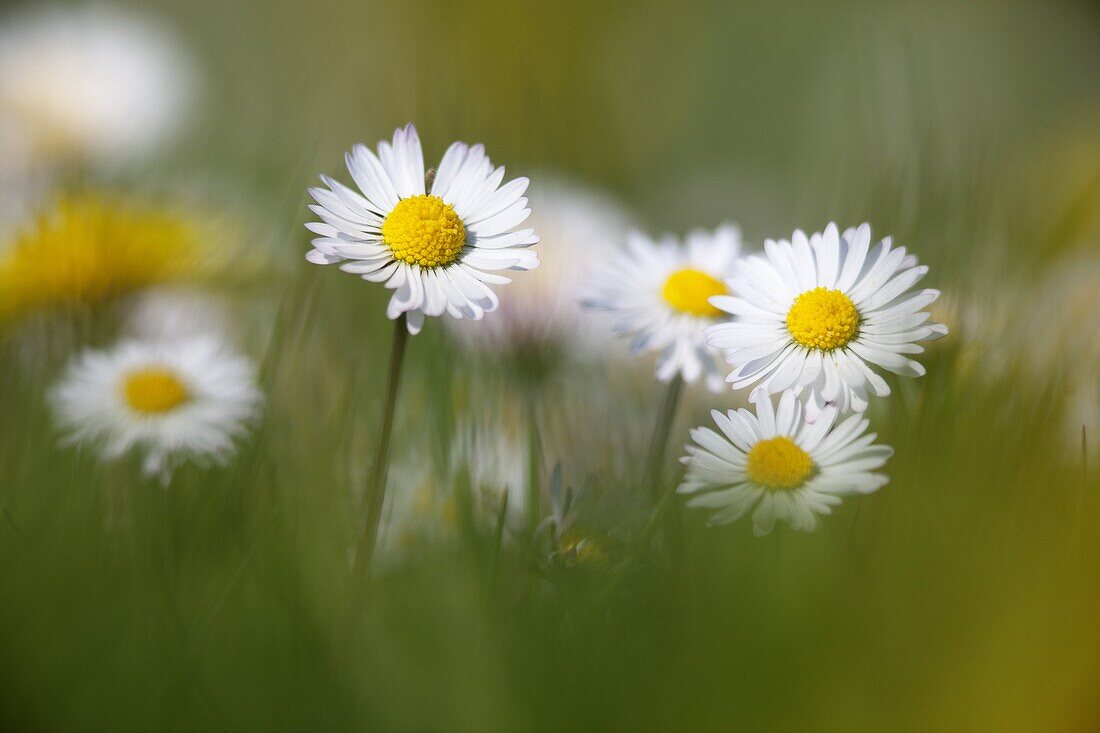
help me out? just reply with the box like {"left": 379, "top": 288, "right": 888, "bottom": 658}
{"left": 661, "top": 268, "right": 727, "bottom": 317}
{"left": 786, "top": 287, "right": 860, "bottom": 350}
{"left": 381, "top": 194, "right": 466, "bottom": 268}
{"left": 746, "top": 436, "right": 813, "bottom": 490}
{"left": 122, "top": 368, "right": 190, "bottom": 414}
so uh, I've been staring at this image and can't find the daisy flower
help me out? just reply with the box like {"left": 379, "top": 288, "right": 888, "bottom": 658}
{"left": 582, "top": 224, "right": 742, "bottom": 391}
{"left": 706, "top": 223, "right": 947, "bottom": 413}
{"left": 677, "top": 390, "right": 892, "bottom": 535}
{"left": 305, "top": 123, "right": 540, "bottom": 335}
{"left": 0, "top": 5, "right": 196, "bottom": 166}
{"left": 446, "top": 176, "right": 632, "bottom": 360}
{"left": 50, "top": 336, "right": 263, "bottom": 483}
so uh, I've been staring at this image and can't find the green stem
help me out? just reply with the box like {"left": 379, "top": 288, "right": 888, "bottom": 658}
{"left": 352, "top": 313, "right": 409, "bottom": 579}
{"left": 524, "top": 390, "right": 543, "bottom": 542}
{"left": 642, "top": 374, "right": 684, "bottom": 499}
{"left": 638, "top": 479, "right": 679, "bottom": 546}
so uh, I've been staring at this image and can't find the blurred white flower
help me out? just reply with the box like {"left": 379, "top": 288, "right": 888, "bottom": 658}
{"left": 306, "top": 123, "right": 540, "bottom": 335}
{"left": 583, "top": 224, "right": 742, "bottom": 391}
{"left": 1026, "top": 254, "right": 1100, "bottom": 454}
{"left": 707, "top": 223, "right": 946, "bottom": 415}
{"left": 378, "top": 417, "right": 532, "bottom": 568}
{"left": 0, "top": 118, "right": 53, "bottom": 243}
{"left": 0, "top": 5, "right": 197, "bottom": 167}
{"left": 678, "top": 390, "right": 892, "bottom": 535}
{"left": 50, "top": 335, "right": 262, "bottom": 483}
{"left": 375, "top": 456, "right": 458, "bottom": 569}
{"left": 122, "top": 287, "right": 235, "bottom": 342}
{"left": 454, "top": 419, "right": 530, "bottom": 529}
{"left": 446, "top": 177, "right": 632, "bottom": 359}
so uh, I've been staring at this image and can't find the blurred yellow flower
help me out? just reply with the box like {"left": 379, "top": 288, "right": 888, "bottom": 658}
{"left": 0, "top": 194, "right": 214, "bottom": 322}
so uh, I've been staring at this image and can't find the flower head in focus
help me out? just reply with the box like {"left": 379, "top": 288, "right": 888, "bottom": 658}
{"left": 582, "top": 224, "right": 742, "bottom": 391}
{"left": 706, "top": 223, "right": 946, "bottom": 414}
{"left": 50, "top": 335, "right": 263, "bottom": 483}
{"left": 0, "top": 5, "right": 197, "bottom": 167}
{"left": 305, "top": 124, "right": 540, "bottom": 335}
{"left": 678, "top": 390, "right": 892, "bottom": 535}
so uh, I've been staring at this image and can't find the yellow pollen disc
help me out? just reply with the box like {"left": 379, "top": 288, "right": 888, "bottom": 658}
{"left": 381, "top": 194, "right": 466, "bottom": 268}
{"left": 746, "top": 436, "right": 814, "bottom": 490}
{"left": 122, "top": 368, "right": 190, "bottom": 414}
{"left": 661, "top": 268, "right": 727, "bottom": 317}
{"left": 786, "top": 287, "right": 860, "bottom": 350}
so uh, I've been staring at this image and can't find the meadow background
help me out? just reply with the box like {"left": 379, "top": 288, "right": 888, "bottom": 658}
{"left": 2, "top": 0, "right": 1100, "bottom": 730}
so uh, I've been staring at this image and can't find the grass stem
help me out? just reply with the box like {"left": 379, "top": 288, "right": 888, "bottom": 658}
{"left": 642, "top": 374, "right": 684, "bottom": 500}
{"left": 351, "top": 313, "right": 409, "bottom": 580}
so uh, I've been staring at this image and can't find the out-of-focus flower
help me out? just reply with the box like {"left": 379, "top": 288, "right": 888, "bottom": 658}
{"left": 555, "top": 529, "right": 611, "bottom": 569}
{"left": 1026, "top": 254, "right": 1100, "bottom": 455}
{"left": 0, "top": 118, "right": 53, "bottom": 240}
{"left": 0, "top": 5, "right": 197, "bottom": 167}
{"left": 707, "top": 223, "right": 946, "bottom": 415}
{"left": 0, "top": 194, "right": 217, "bottom": 324}
{"left": 678, "top": 390, "right": 892, "bottom": 535}
{"left": 446, "top": 177, "right": 632, "bottom": 360}
{"left": 582, "top": 224, "right": 742, "bottom": 391}
{"left": 376, "top": 459, "right": 458, "bottom": 569}
{"left": 49, "top": 335, "right": 263, "bottom": 483}
{"left": 305, "top": 123, "right": 540, "bottom": 335}
{"left": 453, "top": 419, "right": 530, "bottom": 529}
{"left": 122, "top": 287, "right": 235, "bottom": 342}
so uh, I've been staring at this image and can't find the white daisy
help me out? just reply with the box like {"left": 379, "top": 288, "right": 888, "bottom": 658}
{"left": 582, "top": 224, "right": 742, "bottom": 391}
{"left": 50, "top": 336, "right": 263, "bottom": 483}
{"left": 0, "top": 5, "right": 197, "bottom": 166}
{"left": 706, "top": 223, "right": 947, "bottom": 414}
{"left": 678, "top": 390, "right": 892, "bottom": 535}
{"left": 305, "top": 123, "right": 540, "bottom": 335}
{"left": 445, "top": 176, "right": 632, "bottom": 359}
{"left": 453, "top": 419, "right": 531, "bottom": 530}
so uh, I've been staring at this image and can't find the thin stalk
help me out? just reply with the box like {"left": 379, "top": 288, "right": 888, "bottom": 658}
{"left": 642, "top": 375, "right": 684, "bottom": 499}
{"left": 637, "top": 480, "right": 679, "bottom": 547}
{"left": 351, "top": 313, "right": 409, "bottom": 579}
{"left": 524, "top": 390, "right": 543, "bottom": 542}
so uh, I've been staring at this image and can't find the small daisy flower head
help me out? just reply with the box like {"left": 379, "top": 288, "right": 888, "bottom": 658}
{"left": 706, "top": 223, "right": 947, "bottom": 413}
{"left": 0, "top": 5, "right": 197, "bottom": 166}
{"left": 678, "top": 390, "right": 892, "bottom": 535}
{"left": 305, "top": 123, "right": 540, "bottom": 335}
{"left": 49, "top": 336, "right": 263, "bottom": 483}
{"left": 582, "top": 224, "right": 742, "bottom": 391}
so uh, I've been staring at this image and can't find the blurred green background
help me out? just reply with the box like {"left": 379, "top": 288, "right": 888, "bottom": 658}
{"left": 2, "top": 0, "right": 1100, "bottom": 730}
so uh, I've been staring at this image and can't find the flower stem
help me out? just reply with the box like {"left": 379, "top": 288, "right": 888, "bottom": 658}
{"left": 352, "top": 312, "right": 409, "bottom": 579}
{"left": 642, "top": 374, "right": 684, "bottom": 499}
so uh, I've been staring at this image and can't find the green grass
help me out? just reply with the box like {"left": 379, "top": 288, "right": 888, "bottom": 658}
{"left": 2, "top": 0, "right": 1100, "bottom": 730}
